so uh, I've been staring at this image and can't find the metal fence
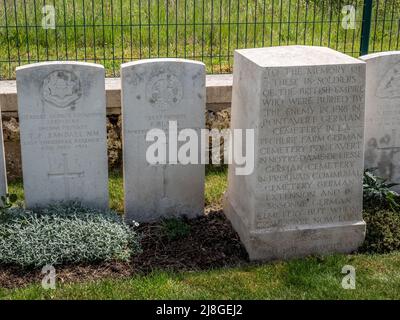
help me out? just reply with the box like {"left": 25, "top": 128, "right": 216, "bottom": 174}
{"left": 0, "top": 0, "right": 399, "bottom": 79}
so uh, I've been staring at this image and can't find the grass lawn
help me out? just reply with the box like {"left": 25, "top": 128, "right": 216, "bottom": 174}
{"left": 1, "top": 0, "right": 399, "bottom": 78}
{"left": 1, "top": 253, "right": 400, "bottom": 299}
{"left": 1, "top": 166, "right": 400, "bottom": 299}
{"left": 7, "top": 165, "right": 228, "bottom": 213}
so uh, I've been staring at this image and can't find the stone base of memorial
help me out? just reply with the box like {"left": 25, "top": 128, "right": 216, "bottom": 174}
{"left": 224, "top": 46, "right": 366, "bottom": 261}
{"left": 224, "top": 196, "right": 366, "bottom": 260}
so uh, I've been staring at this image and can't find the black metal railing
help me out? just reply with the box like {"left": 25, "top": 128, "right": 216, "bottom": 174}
{"left": 0, "top": 0, "right": 399, "bottom": 79}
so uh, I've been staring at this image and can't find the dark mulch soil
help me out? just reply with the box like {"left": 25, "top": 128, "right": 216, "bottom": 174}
{"left": 0, "top": 210, "right": 249, "bottom": 289}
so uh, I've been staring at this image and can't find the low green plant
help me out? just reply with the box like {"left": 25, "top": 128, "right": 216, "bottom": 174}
{"left": 0, "top": 202, "right": 141, "bottom": 268}
{"left": 363, "top": 168, "right": 400, "bottom": 211}
{"left": 361, "top": 210, "right": 400, "bottom": 254}
{"left": 161, "top": 217, "right": 191, "bottom": 241}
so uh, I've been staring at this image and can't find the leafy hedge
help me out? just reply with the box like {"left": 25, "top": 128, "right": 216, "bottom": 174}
{"left": 0, "top": 202, "right": 141, "bottom": 267}
{"left": 361, "top": 169, "right": 400, "bottom": 254}
{"left": 360, "top": 210, "right": 400, "bottom": 254}
{"left": 363, "top": 168, "right": 400, "bottom": 211}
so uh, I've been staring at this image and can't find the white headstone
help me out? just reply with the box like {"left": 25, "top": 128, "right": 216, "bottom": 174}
{"left": 0, "top": 115, "right": 7, "bottom": 196}
{"left": 121, "top": 59, "right": 205, "bottom": 222}
{"left": 224, "top": 46, "right": 366, "bottom": 261}
{"left": 359, "top": 51, "right": 400, "bottom": 192}
{"left": 16, "top": 62, "right": 109, "bottom": 209}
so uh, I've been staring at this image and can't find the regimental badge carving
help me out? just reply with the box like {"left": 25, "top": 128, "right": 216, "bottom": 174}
{"left": 42, "top": 70, "right": 82, "bottom": 108}
{"left": 146, "top": 72, "right": 183, "bottom": 108}
{"left": 376, "top": 61, "right": 400, "bottom": 99}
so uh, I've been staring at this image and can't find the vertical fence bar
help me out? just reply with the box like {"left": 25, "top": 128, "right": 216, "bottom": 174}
{"left": 388, "top": 0, "right": 396, "bottom": 50}
{"left": 287, "top": 0, "right": 291, "bottom": 45}
{"left": 111, "top": 0, "right": 116, "bottom": 75}
{"left": 73, "top": 0, "right": 78, "bottom": 60}
{"left": 157, "top": 0, "right": 160, "bottom": 57}
{"left": 278, "top": 0, "right": 283, "bottom": 45}
{"left": 148, "top": 0, "right": 151, "bottom": 58}
{"left": 139, "top": 0, "right": 142, "bottom": 59}
{"left": 3, "top": 0, "right": 12, "bottom": 78}
{"left": 120, "top": 0, "right": 124, "bottom": 63}
{"left": 13, "top": 0, "right": 20, "bottom": 65}
{"left": 193, "top": 0, "right": 196, "bottom": 59}
{"left": 175, "top": 0, "right": 178, "bottom": 58}
{"left": 327, "top": 0, "right": 333, "bottom": 48}
{"left": 210, "top": 0, "right": 214, "bottom": 73}
{"left": 360, "top": 0, "right": 373, "bottom": 56}
{"left": 23, "top": 0, "right": 30, "bottom": 63}
{"left": 53, "top": 0, "right": 59, "bottom": 60}
{"left": 335, "top": 0, "right": 341, "bottom": 51}
{"left": 380, "top": 0, "right": 388, "bottom": 51}
{"left": 219, "top": 0, "right": 222, "bottom": 72}
{"left": 83, "top": 0, "right": 87, "bottom": 61}
{"left": 92, "top": 0, "right": 96, "bottom": 63}
{"left": 228, "top": 0, "right": 232, "bottom": 67}
{"left": 184, "top": 0, "right": 187, "bottom": 59}
{"left": 262, "top": 0, "right": 266, "bottom": 46}
{"left": 295, "top": 0, "right": 300, "bottom": 44}
{"left": 63, "top": 0, "right": 68, "bottom": 60}
{"left": 33, "top": 0, "right": 40, "bottom": 63}
{"left": 166, "top": 0, "right": 169, "bottom": 57}
{"left": 101, "top": 0, "right": 106, "bottom": 67}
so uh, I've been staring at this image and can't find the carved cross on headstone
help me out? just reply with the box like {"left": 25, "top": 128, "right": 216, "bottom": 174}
{"left": 48, "top": 153, "right": 85, "bottom": 200}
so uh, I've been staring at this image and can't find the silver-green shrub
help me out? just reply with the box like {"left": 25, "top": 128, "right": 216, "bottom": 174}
{"left": 0, "top": 202, "right": 141, "bottom": 267}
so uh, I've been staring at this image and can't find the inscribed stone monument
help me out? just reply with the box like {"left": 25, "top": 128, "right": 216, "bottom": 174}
{"left": 224, "top": 46, "right": 366, "bottom": 260}
{"left": 121, "top": 59, "right": 205, "bottom": 222}
{"left": 16, "top": 62, "right": 109, "bottom": 209}
{"left": 359, "top": 51, "right": 400, "bottom": 192}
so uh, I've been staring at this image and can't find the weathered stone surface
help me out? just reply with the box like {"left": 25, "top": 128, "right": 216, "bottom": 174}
{"left": 0, "top": 109, "right": 227, "bottom": 180}
{"left": 1, "top": 75, "right": 233, "bottom": 179}
{"left": 122, "top": 58, "right": 205, "bottom": 222}
{"left": 0, "top": 75, "right": 233, "bottom": 114}
{"left": 16, "top": 62, "right": 109, "bottom": 209}
{"left": 224, "top": 46, "right": 366, "bottom": 261}
{"left": 359, "top": 51, "right": 400, "bottom": 192}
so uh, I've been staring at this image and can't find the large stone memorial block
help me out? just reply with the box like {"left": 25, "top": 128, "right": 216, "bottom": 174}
{"left": 121, "top": 59, "right": 205, "bottom": 222}
{"left": 359, "top": 52, "right": 400, "bottom": 192}
{"left": 16, "top": 62, "right": 109, "bottom": 209}
{"left": 224, "top": 46, "right": 366, "bottom": 260}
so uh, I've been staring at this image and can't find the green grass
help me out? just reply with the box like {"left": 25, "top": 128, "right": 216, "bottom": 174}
{"left": 1, "top": 253, "right": 400, "bottom": 299}
{"left": 205, "top": 165, "right": 227, "bottom": 206}
{"left": 109, "top": 169, "right": 124, "bottom": 212}
{"left": 1, "top": 0, "right": 399, "bottom": 78}
{"left": 7, "top": 165, "right": 227, "bottom": 212}
{"left": 3, "top": 166, "right": 400, "bottom": 299}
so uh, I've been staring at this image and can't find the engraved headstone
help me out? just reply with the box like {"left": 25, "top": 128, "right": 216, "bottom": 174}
{"left": 0, "top": 114, "right": 7, "bottom": 196}
{"left": 359, "top": 52, "right": 400, "bottom": 192}
{"left": 16, "top": 62, "right": 109, "bottom": 209}
{"left": 121, "top": 59, "right": 205, "bottom": 222}
{"left": 224, "top": 46, "right": 366, "bottom": 260}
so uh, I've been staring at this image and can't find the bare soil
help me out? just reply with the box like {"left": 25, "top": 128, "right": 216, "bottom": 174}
{"left": 0, "top": 210, "right": 249, "bottom": 289}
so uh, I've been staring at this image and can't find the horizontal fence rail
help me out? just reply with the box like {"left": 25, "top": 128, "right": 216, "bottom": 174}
{"left": 0, "top": 0, "right": 399, "bottom": 79}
